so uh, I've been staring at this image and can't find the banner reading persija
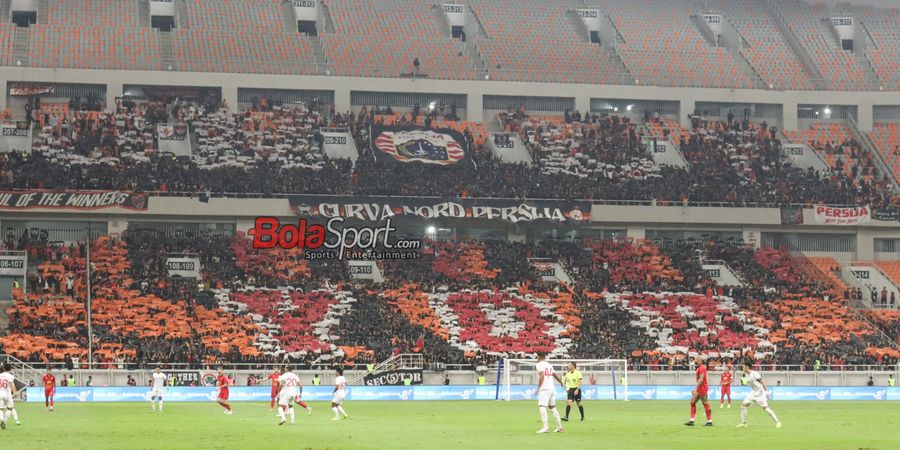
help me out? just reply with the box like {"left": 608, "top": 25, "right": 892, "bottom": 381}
{"left": 372, "top": 126, "right": 469, "bottom": 166}
{"left": 290, "top": 195, "right": 591, "bottom": 224}
{"left": 814, "top": 205, "right": 870, "bottom": 225}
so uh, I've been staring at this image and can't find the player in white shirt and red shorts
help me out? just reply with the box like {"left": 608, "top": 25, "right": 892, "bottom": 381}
{"left": 534, "top": 353, "right": 564, "bottom": 434}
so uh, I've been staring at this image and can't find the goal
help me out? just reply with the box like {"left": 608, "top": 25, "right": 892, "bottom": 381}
{"left": 500, "top": 358, "right": 628, "bottom": 401}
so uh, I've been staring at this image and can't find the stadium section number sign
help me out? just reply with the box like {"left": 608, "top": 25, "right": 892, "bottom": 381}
{"left": 166, "top": 257, "right": 201, "bottom": 278}
{"left": 1, "top": 128, "right": 27, "bottom": 137}
{"left": 0, "top": 255, "right": 26, "bottom": 276}
{"left": 323, "top": 136, "right": 347, "bottom": 145}
{"left": 832, "top": 17, "right": 852, "bottom": 26}
{"left": 851, "top": 270, "right": 870, "bottom": 280}
{"left": 349, "top": 263, "right": 373, "bottom": 275}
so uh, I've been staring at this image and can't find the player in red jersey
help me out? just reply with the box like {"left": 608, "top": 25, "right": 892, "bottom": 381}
{"left": 720, "top": 364, "right": 733, "bottom": 408}
{"left": 42, "top": 368, "right": 56, "bottom": 411}
{"left": 684, "top": 355, "right": 713, "bottom": 426}
{"left": 216, "top": 367, "right": 233, "bottom": 415}
{"left": 268, "top": 368, "right": 281, "bottom": 411}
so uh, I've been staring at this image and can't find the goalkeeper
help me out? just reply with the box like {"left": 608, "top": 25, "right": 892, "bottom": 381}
{"left": 561, "top": 362, "right": 584, "bottom": 422}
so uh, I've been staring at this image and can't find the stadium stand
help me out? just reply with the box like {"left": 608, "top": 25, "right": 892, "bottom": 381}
{"left": 0, "top": 0, "right": 899, "bottom": 380}
{"left": 172, "top": 29, "right": 318, "bottom": 75}
{"left": 3, "top": 235, "right": 899, "bottom": 369}
{"left": 874, "top": 261, "right": 900, "bottom": 290}
{"left": 0, "top": 0, "right": 895, "bottom": 91}
{"left": 468, "top": 0, "right": 631, "bottom": 84}
{"left": 783, "top": 123, "right": 876, "bottom": 179}
{"left": 801, "top": 256, "right": 849, "bottom": 297}
{"left": 604, "top": 0, "right": 761, "bottom": 88}
{"left": 0, "top": 22, "right": 16, "bottom": 67}
{"left": 27, "top": 0, "right": 161, "bottom": 70}
{"left": 838, "top": 5, "right": 900, "bottom": 90}
{"left": 706, "top": 243, "right": 896, "bottom": 367}
{"left": 320, "top": 0, "right": 475, "bottom": 79}
{"left": 704, "top": 0, "right": 815, "bottom": 90}
{"left": 867, "top": 123, "right": 900, "bottom": 181}
{"left": 172, "top": 0, "right": 320, "bottom": 74}
{"left": 770, "top": 0, "right": 875, "bottom": 91}
{"left": 2, "top": 236, "right": 264, "bottom": 365}
{"left": 2, "top": 101, "right": 896, "bottom": 209}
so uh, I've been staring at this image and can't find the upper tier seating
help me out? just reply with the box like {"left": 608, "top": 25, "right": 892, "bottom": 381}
{"left": 0, "top": 0, "right": 894, "bottom": 89}
{"left": 772, "top": 0, "right": 874, "bottom": 91}
{"left": 0, "top": 23, "right": 15, "bottom": 67}
{"left": 172, "top": 30, "right": 317, "bottom": 75}
{"left": 605, "top": 0, "right": 759, "bottom": 88}
{"left": 843, "top": 6, "right": 900, "bottom": 90}
{"left": 469, "top": 0, "right": 631, "bottom": 84}
{"left": 321, "top": 0, "right": 475, "bottom": 80}
{"left": 27, "top": 26, "right": 161, "bottom": 70}
{"left": 28, "top": 0, "right": 159, "bottom": 70}
{"left": 704, "top": 0, "right": 814, "bottom": 90}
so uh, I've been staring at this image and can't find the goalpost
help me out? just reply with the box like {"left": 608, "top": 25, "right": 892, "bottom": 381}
{"left": 501, "top": 358, "right": 628, "bottom": 402}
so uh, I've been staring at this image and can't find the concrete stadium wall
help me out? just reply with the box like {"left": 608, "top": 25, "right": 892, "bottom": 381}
{"left": 1, "top": 67, "right": 897, "bottom": 131}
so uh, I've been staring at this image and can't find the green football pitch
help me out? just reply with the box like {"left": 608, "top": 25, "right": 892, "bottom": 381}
{"left": 1, "top": 400, "right": 895, "bottom": 450}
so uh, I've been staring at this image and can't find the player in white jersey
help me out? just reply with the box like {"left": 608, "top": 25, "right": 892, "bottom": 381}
{"left": 534, "top": 353, "right": 564, "bottom": 434}
{"left": 737, "top": 361, "right": 782, "bottom": 428}
{"left": 331, "top": 368, "right": 349, "bottom": 421}
{"left": 276, "top": 366, "right": 302, "bottom": 425}
{"left": 150, "top": 368, "right": 168, "bottom": 413}
{"left": 0, "top": 364, "right": 19, "bottom": 430}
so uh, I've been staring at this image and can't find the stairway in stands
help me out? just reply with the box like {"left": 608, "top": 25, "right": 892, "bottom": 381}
{"left": 12, "top": 25, "right": 28, "bottom": 65}
{"left": 37, "top": 0, "right": 47, "bottom": 23}
{"left": 175, "top": 0, "right": 189, "bottom": 28}
{"left": 0, "top": 0, "right": 9, "bottom": 23}
{"left": 280, "top": 0, "right": 297, "bottom": 32}
{"left": 138, "top": 0, "right": 150, "bottom": 28}
{"left": 158, "top": 30, "right": 176, "bottom": 70}
{"left": 0, "top": 300, "right": 10, "bottom": 332}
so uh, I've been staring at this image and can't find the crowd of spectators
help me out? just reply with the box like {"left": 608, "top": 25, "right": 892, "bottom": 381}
{"left": 4, "top": 232, "right": 898, "bottom": 370}
{"left": 2, "top": 98, "right": 897, "bottom": 209}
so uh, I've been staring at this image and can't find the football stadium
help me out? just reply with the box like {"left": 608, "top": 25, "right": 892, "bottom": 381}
{"left": 0, "top": 0, "right": 899, "bottom": 448}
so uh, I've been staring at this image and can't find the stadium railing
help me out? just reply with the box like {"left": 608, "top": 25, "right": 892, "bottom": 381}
{"left": 0, "top": 188, "right": 880, "bottom": 211}
{"left": 7, "top": 365, "right": 898, "bottom": 390}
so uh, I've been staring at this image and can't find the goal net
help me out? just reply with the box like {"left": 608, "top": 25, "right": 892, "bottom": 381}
{"left": 501, "top": 358, "right": 628, "bottom": 401}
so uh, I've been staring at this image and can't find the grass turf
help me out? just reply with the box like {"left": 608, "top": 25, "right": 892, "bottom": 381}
{"left": 1, "top": 400, "right": 895, "bottom": 449}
